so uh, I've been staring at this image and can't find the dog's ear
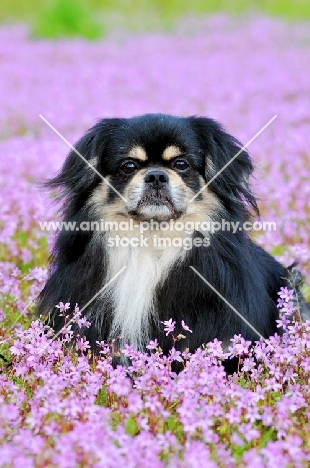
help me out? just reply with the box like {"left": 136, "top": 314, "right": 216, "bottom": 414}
{"left": 190, "top": 116, "right": 258, "bottom": 218}
{"left": 46, "top": 118, "right": 121, "bottom": 198}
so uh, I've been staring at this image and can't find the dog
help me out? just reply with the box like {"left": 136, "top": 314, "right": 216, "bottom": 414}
{"left": 38, "top": 113, "right": 309, "bottom": 364}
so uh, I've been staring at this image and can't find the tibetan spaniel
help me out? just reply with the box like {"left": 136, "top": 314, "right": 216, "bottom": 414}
{"left": 38, "top": 114, "right": 309, "bottom": 366}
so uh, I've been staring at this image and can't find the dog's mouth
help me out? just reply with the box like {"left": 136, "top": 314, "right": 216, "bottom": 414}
{"left": 128, "top": 195, "right": 183, "bottom": 220}
{"left": 138, "top": 195, "right": 174, "bottom": 209}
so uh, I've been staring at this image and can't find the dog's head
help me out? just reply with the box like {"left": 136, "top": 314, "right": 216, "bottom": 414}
{"left": 49, "top": 114, "right": 258, "bottom": 227}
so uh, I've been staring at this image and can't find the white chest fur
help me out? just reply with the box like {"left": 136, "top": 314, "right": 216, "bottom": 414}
{"left": 105, "top": 240, "right": 185, "bottom": 350}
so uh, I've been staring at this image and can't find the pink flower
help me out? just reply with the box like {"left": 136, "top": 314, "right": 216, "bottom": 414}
{"left": 75, "top": 337, "right": 91, "bottom": 353}
{"left": 160, "top": 319, "right": 176, "bottom": 336}
{"left": 277, "top": 287, "right": 295, "bottom": 303}
{"left": 55, "top": 302, "right": 70, "bottom": 313}
{"left": 146, "top": 339, "right": 159, "bottom": 350}
{"left": 276, "top": 316, "right": 290, "bottom": 329}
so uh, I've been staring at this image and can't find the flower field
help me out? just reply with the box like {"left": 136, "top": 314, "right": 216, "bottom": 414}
{"left": 0, "top": 15, "right": 309, "bottom": 467}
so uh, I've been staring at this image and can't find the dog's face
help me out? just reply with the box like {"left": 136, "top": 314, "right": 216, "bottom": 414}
{"left": 50, "top": 114, "right": 258, "bottom": 227}
{"left": 115, "top": 144, "right": 197, "bottom": 222}
{"left": 94, "top": 115, "right": 215, "bottom": 224}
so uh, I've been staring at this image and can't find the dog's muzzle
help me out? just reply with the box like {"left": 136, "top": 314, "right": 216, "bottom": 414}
{"left": 127, "top": 169, "right": 176, "bottom": 220}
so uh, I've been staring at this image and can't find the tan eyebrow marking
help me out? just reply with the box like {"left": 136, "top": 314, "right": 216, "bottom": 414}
{"left": 128, "top": 145, "right": 147, "bottom": 161}
{"left": 162, "top": 145, "right": 182, "bottom": 161}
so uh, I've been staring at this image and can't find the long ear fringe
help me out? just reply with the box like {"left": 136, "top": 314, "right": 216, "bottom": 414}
{"left": 42, "top": 118, "right": 122, "bottom": 205}
{"left": 190, "top": 116, "right": 259, "bottom": 218}
{"left": 46, "top": 128, "right": 97, "bottom": 192}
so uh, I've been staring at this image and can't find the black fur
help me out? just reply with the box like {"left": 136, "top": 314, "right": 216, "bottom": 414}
{"left": 37, "top": 114, "right": 309, "bottom": 361}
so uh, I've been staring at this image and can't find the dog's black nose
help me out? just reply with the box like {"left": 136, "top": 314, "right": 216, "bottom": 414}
{"left": 144, "top": 170, "right": 169, "bottom": 187}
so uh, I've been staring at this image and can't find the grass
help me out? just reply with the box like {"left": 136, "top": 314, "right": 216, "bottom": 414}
{"left": 0, "top": 0, "right": 310, "bottom": 39}
{"left": 32, "top": 0, "right": 102, "bottom": 39}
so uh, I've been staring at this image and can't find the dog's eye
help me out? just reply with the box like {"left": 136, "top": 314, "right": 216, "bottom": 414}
{"left": 173, "top": 159, "right": 190, "bottom": 171}
{"left": 121, "top": 161, "right": 138, "bottom": 175}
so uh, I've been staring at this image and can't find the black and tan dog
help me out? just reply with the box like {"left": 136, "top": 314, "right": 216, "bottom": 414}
{"left": 38, "top": 114, "right": 309, "bottom": 359}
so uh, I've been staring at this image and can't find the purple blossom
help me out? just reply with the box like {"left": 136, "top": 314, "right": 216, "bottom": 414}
{"left": 146, "top": 338, "right": 159, "bottom": 350}
{"left": 229, "top": 335, "right": 252, "bottom": 356}
{"left": 160, "top": 318, "right": 176, "bottom": 336}
{"left": 75, "top": 337, "right": 91, "bottom": 353}
{"left": 277, "top": 287, "right": 295, "bottom": 303}
{"left": 55, "top": 302, "right": 70, "bottom": 314}
{"left": 276, "top": 316, "right": 291, "bottom": 330}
